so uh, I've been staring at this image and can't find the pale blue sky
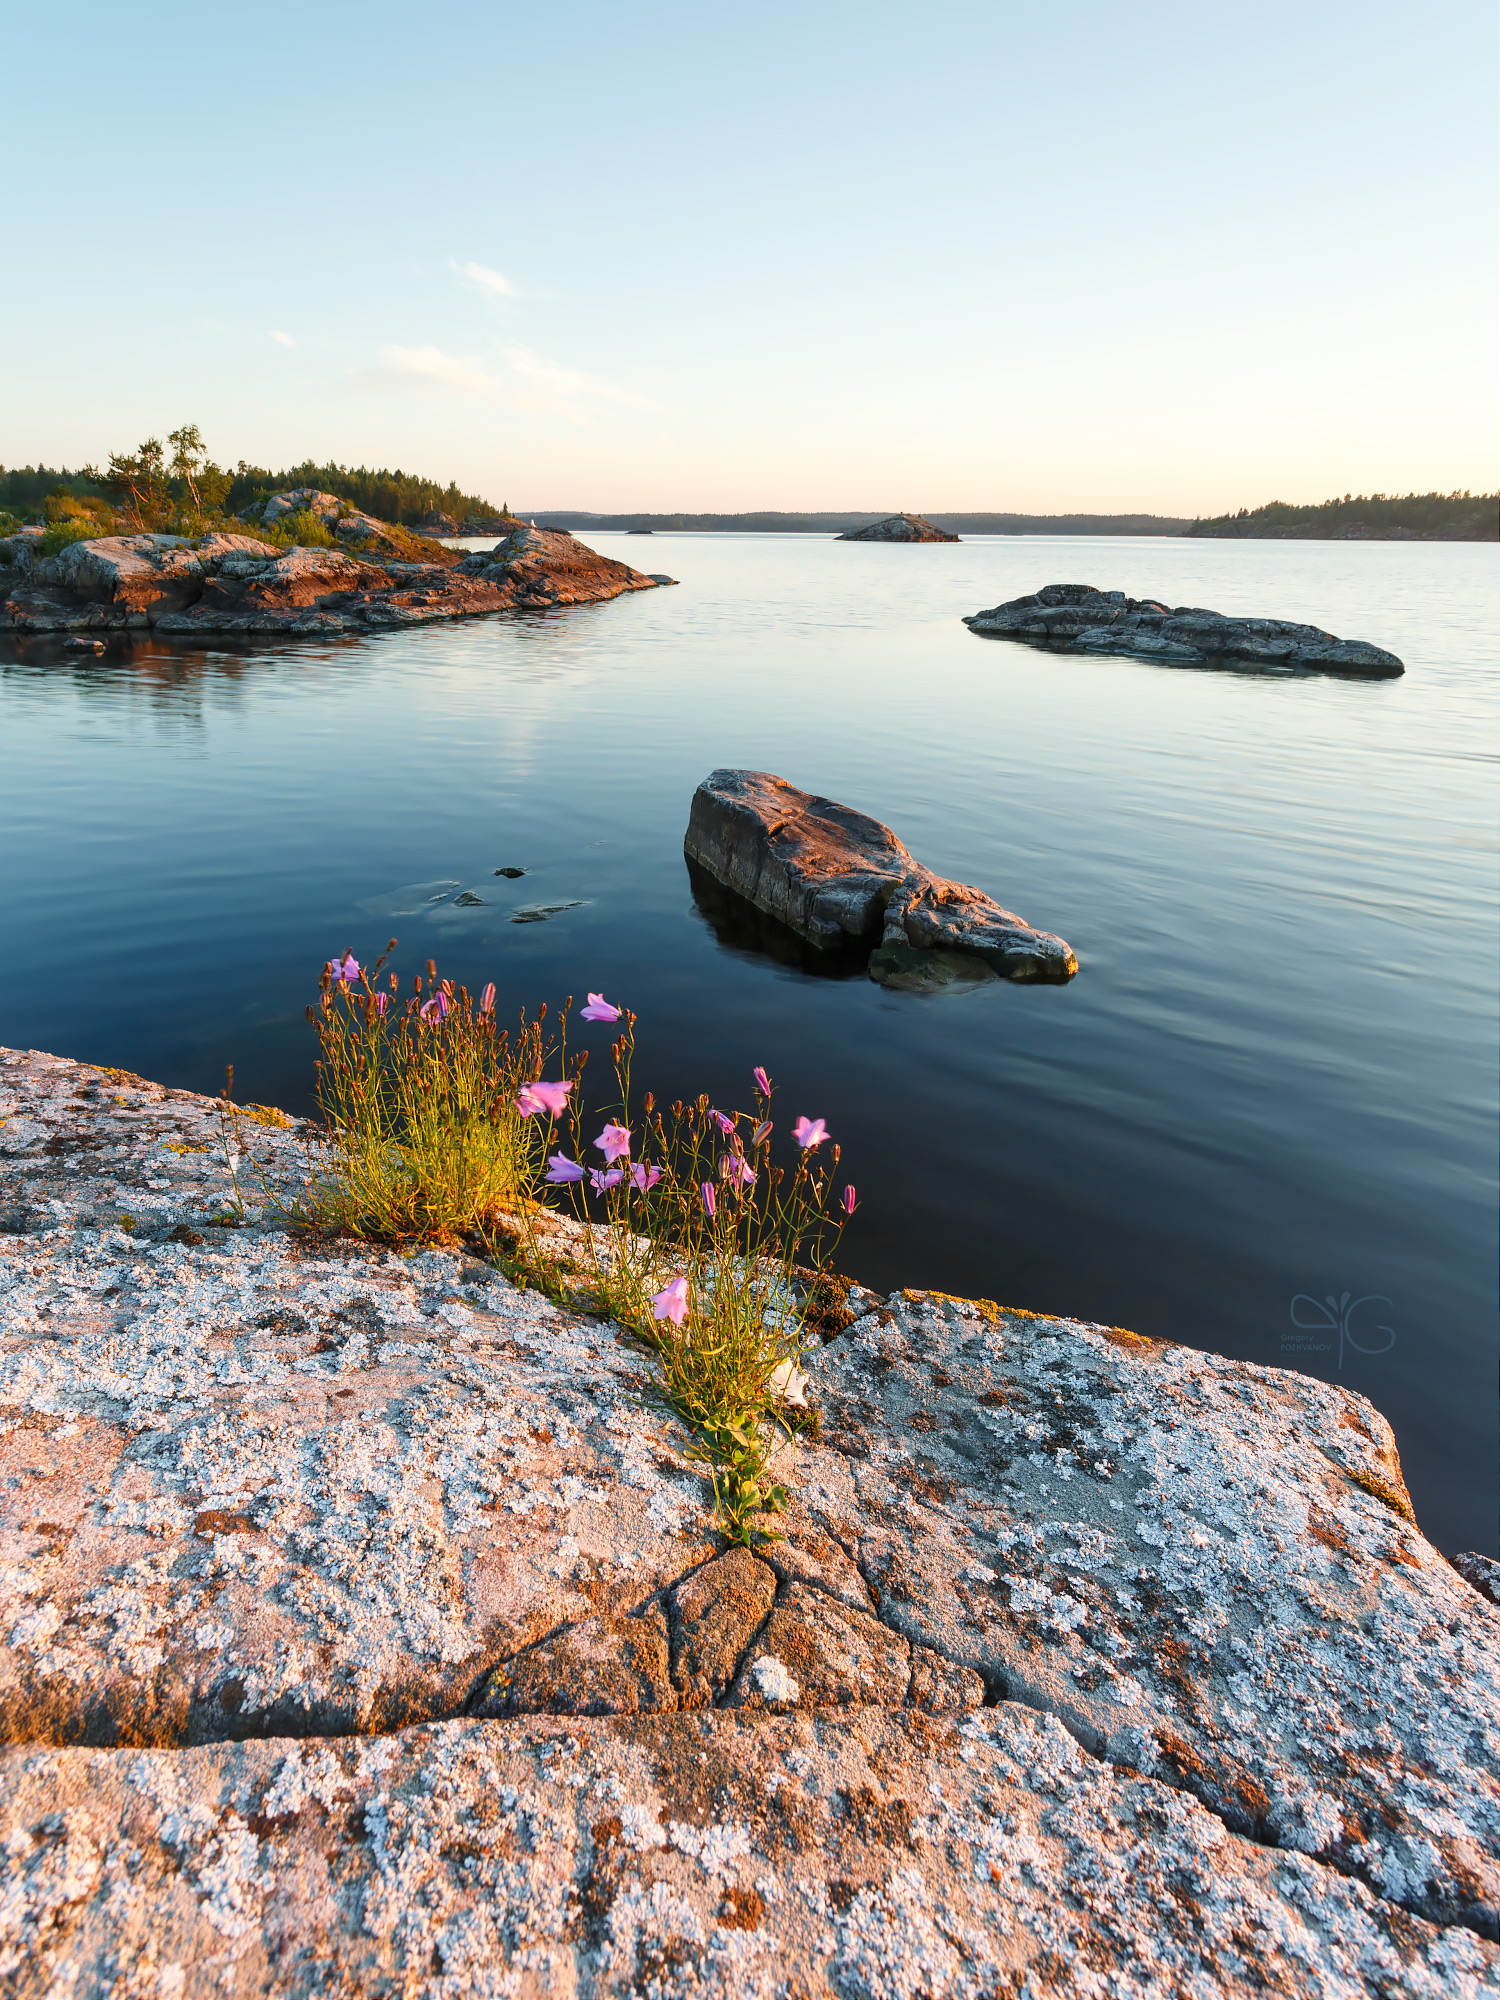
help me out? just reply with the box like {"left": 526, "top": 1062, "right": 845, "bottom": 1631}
{"left": 6, "top": 0, "right": 1494, "bottom": 513}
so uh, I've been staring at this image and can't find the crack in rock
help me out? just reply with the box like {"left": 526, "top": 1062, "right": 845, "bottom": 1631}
{"left": 1, "top": 1046, "right": 1497, "bottom": 1991}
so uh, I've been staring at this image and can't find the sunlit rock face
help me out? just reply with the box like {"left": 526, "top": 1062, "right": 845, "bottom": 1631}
{"left": 965, "top": 582, "right": 1405, "bottom": 675}
{"left": 684, "top": 768, "right": 1077, "bottom": 986}
{"left": 0, "top": 1045, "right": 1496, "bottom": 1990}
{"left": 1, "top": 525, "right": 667, "bottom": 636}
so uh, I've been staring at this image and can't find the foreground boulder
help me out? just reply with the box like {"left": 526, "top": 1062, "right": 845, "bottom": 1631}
{"left": 837, "top": 512, "right": 959, "bottom": 542}
{"left": 0, "top": 1047, "right": 1496, "bottom": 1991}
{"left": 966, "top": 583, "right": 1405, "bottom": 675}
{"left": 1, "top": 525, "right": 667, "bottom": 637}
{"left": 684, "top": 768, "right": 1077, "bottom": 986}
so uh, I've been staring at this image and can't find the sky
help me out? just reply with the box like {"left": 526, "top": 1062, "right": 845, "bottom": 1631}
{"left": 4, "top": 0, "right": 1495, "bottom": 516}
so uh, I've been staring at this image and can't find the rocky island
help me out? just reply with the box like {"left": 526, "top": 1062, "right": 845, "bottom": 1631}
{"left": 684, "top": 769, "right": 1077, "bottom": 988}
{"left": 0, "top": 516, "right": 671, "bottom": 640}
{"left": 0, "top": 1043, "right": 1496, "bottom": 1993}
{"left": 965, "top": 584, "right": 1405, "bottom": 675}
{"left": 836, "top": 514, "right": 960, "bottom": 542}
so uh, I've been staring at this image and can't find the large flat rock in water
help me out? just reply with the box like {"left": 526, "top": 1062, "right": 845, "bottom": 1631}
{"left": 0, "top": 1047, "right": 1496, "bottom": 1992}
{"left": 965, "top": 583, "right": 1405, "bottom": 675}
{"left": 0, "top": 525, "right": 665, "bottom": 637}
{"left": 684, "top": 768, "right": 1077, "bottom": 986}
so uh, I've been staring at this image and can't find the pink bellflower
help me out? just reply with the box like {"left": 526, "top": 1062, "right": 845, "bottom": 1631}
{"left": 630, "top": 1162, "right": 662, "bottom": 1193}
{"left": 720, "top": 1153, "right": 756, "bottom": 1187}
{"left": 651, "top": 1275, "right": 689, "bottom": 1326}
{"left": 371, "top": 992, "right": 389, "bottom": 1017}
{"left": 700, "top": 1181, "right": 716, "bottom": 1219}
{"left": 792, "top": 1115, "right": 829, "bottom": 1150}
{"left": 841, "top": 1184, "right": 857, "bottom": 1215}
{"left": 753, "top": 1066, "right": 771, "bottom": 1097}
{"left": 420, "top": 990, "right": 450, "bottom": 1025}
{"left": 710, "top": 1110, "right": 735, "bottom": 1136}
{"left": 330, "top": 953, "right": 360, "bottom": 986}
{"left": 480, "top": 982, "right": 496, "bottom": 1015}
{"left": 590, "top": 1166, "right": 624, "bottom": 1193}
{"left": 516, "top": 1078, "right": 573, "bottom": 1119}
{"left": 753, "top": 1120, "right": 773, "bottom": 1145}
{"left": 594, "top": 1121, "right": 632, "bottom": 1162}
{"left": 545, "top": 1153, "right": 585, "bottom": 1184}
{"left": 580, "top": 992, "right": 622, "bottom": 1023}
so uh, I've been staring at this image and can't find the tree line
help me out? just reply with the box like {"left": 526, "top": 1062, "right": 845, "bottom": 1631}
{"left": 1, "top": 431, "right": 502, "bottom": 531}
{"left": 1184, "top": 492, "right": 1497, "bottom": 541}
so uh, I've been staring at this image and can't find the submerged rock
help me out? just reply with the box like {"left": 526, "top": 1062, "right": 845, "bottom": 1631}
{"left": 0, "top": 1046, "right": 1496, "bottom": 1988}
{"left": 966, "top": 582, "right": 1405, "bottom": 675}
{"left": 1, "top": 525, "right": 665, "bottom": 637}
{"left": 837, "top": 513, "right": 960, "bottom": 542}
{"left": 684, "top": 768, "right": 1076, "bottom": 986}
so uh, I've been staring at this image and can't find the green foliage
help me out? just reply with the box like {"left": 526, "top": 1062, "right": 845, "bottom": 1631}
{"left": 515, "top": 1019, "right": 851, "bottom": 1544}
{"left": 4, "top": 438, "right": 503, "bottom": 536}
{"left": 295, "top": 948, "right": 555, "bottom": 1247}
{"left": 280, "top": 509, "right": 337, "bottom": 548}
{"left": 1185, "top": 491, "right": 1498, "bottom": 541}
{"left": 39, "top": 516, "right": 108, "bottom": 556}
{"left": 277, "top": 957, "right": 852, "bottom": 1546}
{"left": 225, "top": 459, "right": 502, "bottom": 527}
{"left": 0, "top": 464, "right": 111, "bottom": 515}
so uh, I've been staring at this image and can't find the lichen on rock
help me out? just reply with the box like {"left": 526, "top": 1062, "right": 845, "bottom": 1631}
{"left": 0, "top": 1044, "right": 1495, "bottom": 1991}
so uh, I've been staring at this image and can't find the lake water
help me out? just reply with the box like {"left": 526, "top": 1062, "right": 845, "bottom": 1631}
{"left": 1, "top": 534, "right": 1494, "bottom": 1555}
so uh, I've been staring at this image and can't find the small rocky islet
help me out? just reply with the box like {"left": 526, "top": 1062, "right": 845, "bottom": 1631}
{"left": 0, "top": 495, "right": 673, "bottom": 639}
{"left": 837, "top": 513, "right": 959, "bottom": 542}
{"left": 0, "top": 1045, "right": 1496, "bottom": 1992}
{"left": 966, "top": 582, "right": 1405, "bottom": 676}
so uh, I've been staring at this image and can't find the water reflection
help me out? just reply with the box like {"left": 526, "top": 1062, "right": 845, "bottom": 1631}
{"left": 686, "top": 858, "right": 870, "bottom": 980}
{"left": 0, "top": 534, "right": 1493, "bottom": 1556}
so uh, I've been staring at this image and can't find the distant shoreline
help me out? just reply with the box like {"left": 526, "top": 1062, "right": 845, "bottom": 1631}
{"left": 518, "top": 502, "right": 1496, "bottom": 541}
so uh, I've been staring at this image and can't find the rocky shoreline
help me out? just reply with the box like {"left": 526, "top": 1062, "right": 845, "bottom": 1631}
{"left": 0, "top": 524, "right": 671, "bottom": 639}
{"left": 0, "top": 1044, "right": 1495, "bottom": 1992}
{"left": 965, "top": 584, "right": 1406, "bottom": 676}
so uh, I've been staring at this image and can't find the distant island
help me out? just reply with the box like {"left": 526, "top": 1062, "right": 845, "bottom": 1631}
{"left": 1185, "top": 491, "right": 1496, "bottom": 542}
{"left": 530, "top": 510, "right": 1194, "bottom": 536}
{"left": 837, "top": 513, "right": 959, "bottom": 543}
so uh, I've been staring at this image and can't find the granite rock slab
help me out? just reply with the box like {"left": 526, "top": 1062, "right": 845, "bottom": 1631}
{"left": 684, "top": 768, "right": 1077, "bottom": 985}
{"left": 965, "top": 582, "right": 1405, "bottom": 675}
{"left": 1, "top": 1046, "right": 1496, "bottom": 1991}
{"left": 1, "top": 525, "right": 663, "bottom": 637}
{"left": 2, "top": 1706, "right": 1494, "bottom": 1998}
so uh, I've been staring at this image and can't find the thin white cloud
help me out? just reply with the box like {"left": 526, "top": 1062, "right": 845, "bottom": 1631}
{"left": 357, "top": 341, "right": 655, "bottom": 423}
{"left": 269, "top": 329, "right": 295, "bottom": 348}
{"left": 454, "top": 260, "right": 517, "bottom": 299}
{"left": 501, "top": 345, "right": 656, "bottom": 421}
{"left": 372, "top": 344, "right": 496, "bottom": 397}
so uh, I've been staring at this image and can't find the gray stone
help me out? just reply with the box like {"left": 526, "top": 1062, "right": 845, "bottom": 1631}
{"left": 0, "top": 1047, "right": 1496, "bottom": 1984}
{"left": 837, "top": 513, "right": 960, "bottom": 542}
{"left": 684, "top": 768, "right": 1077, "bottom": 984}
{"left": 671, "top": 1548, "right": 777, "bottom": 1706}
{"left": 476, "top": 1605, "right": 678, "bottom": 1717}
{"left": 965, "top": 582, "right": 1405, "bottom": 676}
{"left": 906, "top": 1643, "right": 986, "bottom": 1713}
{"left": 1453, "top": 1552, "right": 1500, "bottom": 1606}
{"left": 728, "top": 1582, "right": 911, "bottom": 1711}
{"left": 7, "top": 1706, "right": 1493, "bottom": 1999}
{"left": 4, "top": 525, "right": 665, "bottom": 637}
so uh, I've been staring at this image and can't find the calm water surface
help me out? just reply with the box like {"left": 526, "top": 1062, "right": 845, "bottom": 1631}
{"left": 1, "top": 535, "right": 1494, "bottom": 1554}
